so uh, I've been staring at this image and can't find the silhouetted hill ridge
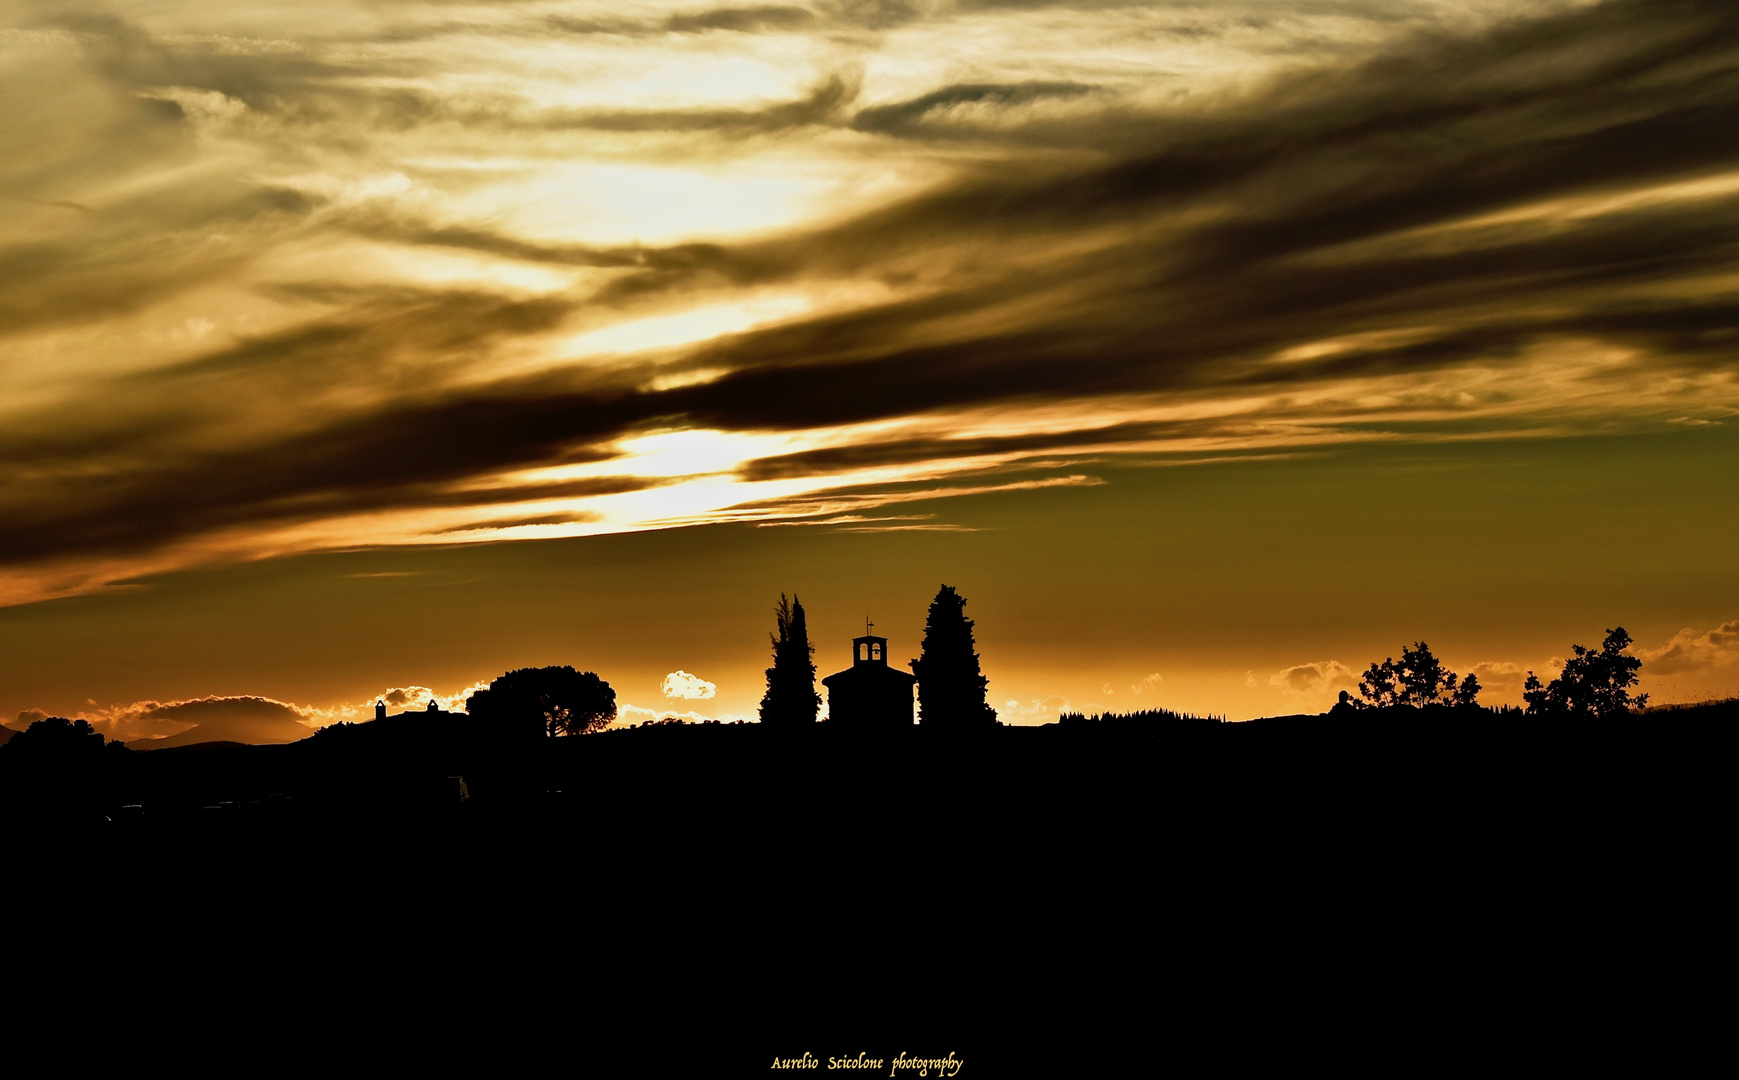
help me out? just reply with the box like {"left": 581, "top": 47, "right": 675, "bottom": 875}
{"left": 5, "top": 698, "right": 1730, "bottom": 838}
{"left": 132, "top": 739, "right": 259, "bottom": 753}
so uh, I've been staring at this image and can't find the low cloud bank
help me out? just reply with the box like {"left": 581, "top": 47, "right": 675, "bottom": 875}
{"left": 1468, "top": 662, "right": 1527, "bottom": 701}
{"left": 1643, "top": 620, "right": 1739, "bottom": 676}
{"left": 1000, "top": 696, "right": 1077, "bottom": 726}
{"left": 12, "top": 679, "right": 495, "bottom": 748}
{"left": 616, "top": 702, "right": 749, "bottom": 725}
{"left": 36, "top": 695, "right": 323, "bottom": 748}
{"left": 1269, "top": 661, "right": 1360, "bottom": 707}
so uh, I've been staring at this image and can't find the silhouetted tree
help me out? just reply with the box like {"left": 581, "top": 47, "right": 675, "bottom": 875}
{"left": 466, "top": 666, "right": 617, "bottom": 739}
{"left": 759, "top": 594, "right": 819, "bottom": 726}
{"left": 911, "top": 585, "right": 997, "bottom": 728}
{"left": 0, "top": 716, "right": 110, "bottom": 758}
{"left": 1397, "top": 642, "right": 1456, "bottom": 704}
{"left": 1358, "top": 658, "right": 1399, "bottom": 707}
{"left": 1451, "top": 671, "right": 1482, "bottom": 707}
{"left": 1358, "top": 642, "right": 1471, "bottom": 707}
{"left": 1523, "top": 627, "right": 1648, "bottom": 717}
{"left": 0, "top": 717, "right": 127, "bottom": 811}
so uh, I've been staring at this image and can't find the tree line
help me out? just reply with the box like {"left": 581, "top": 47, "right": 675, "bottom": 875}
{"left": 1347, "top": 627, "right": 1648, "bottom": 717}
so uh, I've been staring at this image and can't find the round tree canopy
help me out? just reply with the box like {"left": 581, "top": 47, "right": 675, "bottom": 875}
{"left": 466, "top": 666, "right": 617, "bottom": 738}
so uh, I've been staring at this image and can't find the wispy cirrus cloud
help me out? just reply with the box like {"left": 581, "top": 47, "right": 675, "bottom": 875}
{"left": 2, "top": 0, "right": 1737, "bottom": 606}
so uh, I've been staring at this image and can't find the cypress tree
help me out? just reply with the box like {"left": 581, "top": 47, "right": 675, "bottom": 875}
{"left": 911, "top": 585, "right": 997, "bottom": 729}
{"left": 758, "top": 593, "right": 819, "bottom": 726}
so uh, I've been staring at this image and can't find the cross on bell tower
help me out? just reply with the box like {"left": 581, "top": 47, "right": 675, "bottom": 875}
{"left": 852, "top": 626, "right": 887, "bottom": 667}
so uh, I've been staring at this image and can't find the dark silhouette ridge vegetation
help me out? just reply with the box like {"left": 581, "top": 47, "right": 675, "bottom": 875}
{"left": 1, "top": 715, "right": 115, "bottom": 758}
{"left": 4, "top": 622, "right": 1722, "bottom": 1071}
{"left": 910, "top": 584, "right": 996, "bottom": 729}
{"left": 464, "top": 666, "right": 616, "bottom": 739}
{"left": 0, "top": 715, "right": 129, "bottom": 818}
{"left": 759, "top": 593, "right": 819, "bottom": 727}
{"left": 1645, "top": 695, "right": 1739, "bottom": 714}
{"left": 1058, "top": 709, "right": 1225, "bottom": 734}
{"left": 1524, "top": 627, "right": 1648, "bottom": 717}
{"left": 6, "top": 654, "right": 1732, "bottom": 1075}
{"left": 7, "top": 693, "right": 1728, "bottom": 822}
{"left": 7, "top": 699, "right": 1725, "bottom": 1076}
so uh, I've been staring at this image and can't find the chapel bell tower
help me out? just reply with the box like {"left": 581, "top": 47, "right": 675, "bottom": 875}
{"left": 853, "top": 634, "right": 889, "bottom": 666}
{"left": 822, "top": 623, "right": 917, "bottom": 729}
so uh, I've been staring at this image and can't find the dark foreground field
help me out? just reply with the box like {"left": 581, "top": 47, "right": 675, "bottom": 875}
{"left": 6, "top": 703, "right": 1728, "bottom": 1072}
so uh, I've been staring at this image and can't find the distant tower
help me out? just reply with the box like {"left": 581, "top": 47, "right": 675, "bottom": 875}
{"left": 375, "top": 700, "right": 386, "bottom": 722}
{"left": 822, "top": 632, "right": 917, "bottom": 729}
{"left": 427, "top": 698, "right": 439, "bottom": 712}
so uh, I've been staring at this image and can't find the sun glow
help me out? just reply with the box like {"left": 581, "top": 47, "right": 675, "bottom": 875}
{"left": 561, "top": 296, "right": 813, "bottom": 358}
{"left": 473, "top": 161, "right": 853, "bottom": 248}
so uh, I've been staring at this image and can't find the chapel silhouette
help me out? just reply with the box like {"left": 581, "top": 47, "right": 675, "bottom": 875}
{"left": 822, "top": 631, "right": 917, "bottom": 729}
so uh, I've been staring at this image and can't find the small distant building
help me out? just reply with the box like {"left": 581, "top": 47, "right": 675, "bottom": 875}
{"left": 822, "top": 634, "right": 917, "bottom": 730}
{"left": 371, "top": 698, "right": 455, "bottom": 723}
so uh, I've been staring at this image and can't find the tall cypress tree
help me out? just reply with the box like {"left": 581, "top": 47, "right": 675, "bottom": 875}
{"left": 758, "top": 593, "right": 819, "bottom": 726}
{"left": 911, "top": 584, "right": 997, "bottom": 729}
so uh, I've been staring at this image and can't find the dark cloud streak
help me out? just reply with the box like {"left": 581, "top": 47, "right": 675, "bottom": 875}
{"left": 534, "top": 72, "right": 859, "bottom": 134}
{"left": 850, "top": 80, "right": 1095, "bottom": 137}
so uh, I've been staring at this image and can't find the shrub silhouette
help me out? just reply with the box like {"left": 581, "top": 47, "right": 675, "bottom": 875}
{"left": 1523, "top": 627, "right": 1648, "bottom": 717}
{"left": 759, "top": 593, "right": 819, "bottom": 727}
{"left": 911, "top": 584, "right": 997, "bottom": 728}
{"left": 466, "top": 666, "right": 617, "bottom": 738}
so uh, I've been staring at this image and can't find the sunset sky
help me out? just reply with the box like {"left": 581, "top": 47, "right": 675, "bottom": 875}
{"left": 3, "top": 0, "right": 1737, "bottom": 743}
